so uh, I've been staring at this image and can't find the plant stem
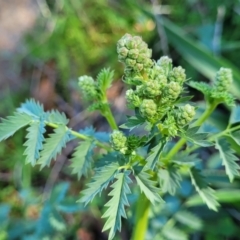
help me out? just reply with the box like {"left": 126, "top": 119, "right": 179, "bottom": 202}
{"left": 45, "top": 122, "right": 111, "bottom": 151}
{"left": 131, "top": 193, "right": 151, "bottom": 240}
{"left": 166, "top": 102, "right": 218, "bottom": 159}
{"left": 102, "top": 104, "right": 118, "bottom": 130}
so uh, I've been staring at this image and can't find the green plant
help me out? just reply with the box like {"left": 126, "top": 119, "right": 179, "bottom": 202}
{"left": 1, "top": 33, "right": 240, "bottom": 240}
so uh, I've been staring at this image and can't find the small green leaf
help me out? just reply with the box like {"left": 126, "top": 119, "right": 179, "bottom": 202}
{"left": 174, "top": 210, "right": 202, "bottom": 230}
{"left": 188, "top": 81, "right": 212, "bottom": 97}
{"left": 97, "top": 68, "right": 114, "bottom": 92}
{"left": 145, "top": 139, "right": 166, "bottom": 170}
{"left": 215, "top": 139, "right": 240, "bottom": 182}
{"left": 0, "top": 112, "right": 32, "bottom": 142}
{"left": 186, "top": 189, "right": 240, "bottom": 207}
{"left": 70, "top": 141, "right": 95, "bottom": 179}
{"left": 38, "top": 125, "right": 70, "bottom": 169}
{"left": 229, "top": 105, "right": 240, "bottom": 124}
{"left": 172, "top": 152, "right": 200, "bottom": 165}
{"left": 79, "top": 162, "right": 119, "bottom": 205}
{"left": 134, "top": 169, "right": 164, "bottom": 205}
{"left": 102, "top": 171, "right": 131, "bottom": 240}
{"left": 158, "top": 164, "right": 181, "bottom": 195}
{"left": 230, "top": 130, "right": 240, "bottom": 145}
{"left": 189, "top": 168, "right": 219, "bottom": 211}
{"left": 119, "top": 115, "right": 145, "bottom": 131}
{"left": 46, "top": 110, "right": 69, "bottom": 125}
{"left": 183, "top": 126, "right": 213, "bottom": 147}
{"left": 17, "top": 99, "right": 45, "bottom": 118}
{"left": 24, "top": 121, "right": 46, "bottom": 166}
{"left": 162, "top": 226, "right": 188, "bottom": 240}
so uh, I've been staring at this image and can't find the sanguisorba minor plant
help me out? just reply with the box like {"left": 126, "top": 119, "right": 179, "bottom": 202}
{"left": 1, "top": 33, "right": 240, "bottom": 240}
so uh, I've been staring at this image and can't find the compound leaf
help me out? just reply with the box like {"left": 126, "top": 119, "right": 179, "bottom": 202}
{"left": 79, "top": 162, "right": 119, "bottom": 205}
{"left": 158, "top": 164, "right": 182, "bottom": 195}
{"left": 189, "top": 168, "right": 219, "bottom": 211}
{"left": 70, "top": 141, "right": 95, "bottom": 180}
{"left": 0, "top": 112, "right": 32, "bottom": 142}
{"left": 134, "top": 169, "right": 163, "bottom": 205}
{"left": 38, "top": 125, "right": 70, "bottom": 169}
{"left": 215, "top": 139, "right": 240, "bottom": 182}
{"left": 102, "top": 171, "right": 131, "bottom": 240}
{"left": 24, "top": 121, "right": 46, "bottom": 166}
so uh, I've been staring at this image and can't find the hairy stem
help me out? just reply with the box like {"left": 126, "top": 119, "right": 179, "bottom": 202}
{"left": 102, "top": 104, "right": 119, "bottom": 130}
{"left": 132, "top": 193, "right": 150, "bottom": 240}
{"left": 166, "top": 102, "right": 218, "bottom": 159}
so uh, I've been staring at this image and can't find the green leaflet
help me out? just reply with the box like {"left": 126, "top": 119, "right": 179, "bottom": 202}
{"left": 0, "top": 112, "right": 32, "bottom": 142}
{"left": 17, "top": 99, "right": 45, "bottom": 118}
{"left": 145, "top": 139, "right": 166, "bottom": 170}
{"left": 97, "top": 68, "right": 114, "bottom": 92}
{"left": 46, "top": 110, "right": 69, "bottom": 125}
{"left": 183, "top": 126, "right": 213, "bottom": 147}
{"left": 102, "top": 171, "right": 132, "bottom": 240}
{"left": 215, "top": 139, "right": 240, "bottom": 182}
{"left": 189, "top": 168, "right": 219, "bottom": 211}
{"left": 70, "top": 140, "right": 95, "bottom": 179}
{"left": 162, "top": 225, "right": 188, "bottom": 240}
{"left": 38, "top": 125, "right": 71, "bottom": 169}
{"left": 229, "top": 105, "right": 240, "bottom": 125}
{"left": 23, "top": 121, "right": 46, "bottom": 166}
{"left": 174, "top": 210, "right": 202, "bottom": 230}
{"left": 158, "top": 164, "right": 181, "bottom": 195}
{"left": 79, "top": 162, "right": 119, "bottom": 205}
{"left": 134, "top": 169, "right": 163, "bottom": 205}
{"left": 119, "top": 115, "right": 145, "bottom": 131}
{"left": 230, "top": 130, "right": 240, "bottom": 145}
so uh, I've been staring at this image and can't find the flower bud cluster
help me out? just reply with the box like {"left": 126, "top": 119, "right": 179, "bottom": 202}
{"left": 176, "top": 104, "right": 195, "bottom": 126}
{"left": 117, "top": 34, "right": 153, "bottom": 72}
{"left": 110, "top": 130, "right": 128, "bottom": 154}
{"left": 117, "top": 34, "right": 196, "bottom": 137}
{"left": 214, "top": 68, "right": 232, "bottom": 92}
{"left": 78, "top": 76, "right": 98, "bottom": 100}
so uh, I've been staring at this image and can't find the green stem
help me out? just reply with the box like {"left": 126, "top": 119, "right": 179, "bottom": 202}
{"left": 45, "top": 122, "right": 111, "bottom": 151}
{"left": 102, "top": 104, "right": 118, "bottom": 130}
{"left": 166, "top": 102, "right": 218, "bottom": 159}
{"left": 131, "top": 193, "right": 151, "bottom": 240}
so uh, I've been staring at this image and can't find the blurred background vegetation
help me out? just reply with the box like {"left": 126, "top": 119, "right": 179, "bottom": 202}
{"left": 1, "top": 0, "right": 240, "bottom": 239}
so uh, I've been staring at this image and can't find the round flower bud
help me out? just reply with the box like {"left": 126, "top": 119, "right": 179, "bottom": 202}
{"left": 157, "top": 56, "right": 173, "bottom": 75}
{"left": 168, "top": 66, "right": 186, "bottom": 84}
{"left": 126, "top": 89, "right": 142, "bottom": 108}
{"left": 164, "top": 82, "right": 182, "bottom": 101}
{"left": 143, "top": 80, "right": 161, "bottom": 98}
{"left": 117, "top": 34, "right": 153, "bottom": 71}
{"left": 78, "top": 76, "right": 98, "bottom": 100}
{"left": 140, "top": 99, "right": 157, "bottom": 119}
{"left": 110, "top": 130, "right": 127, "bottom": 153}
{"left": 177, "top": 104, "right": 195, "bottom": 126}
{"left": 214, "top": 67, "right": 232, "bottom": 92}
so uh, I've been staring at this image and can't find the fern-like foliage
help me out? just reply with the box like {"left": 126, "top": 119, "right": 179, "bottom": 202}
{"left": 102, "top": 171, "right": 132, "bottom": 240}
{"left": 0, "top": 112, "right": 32, "bottom": 141}
{"left": 38, "top": 125, "right": 71, "bottom": 169}
{"left": 215, "top": 139, "right": 240, "bottom": 182}
{"left": 158, "top": 164, "right": 182, "bottom": 195}
{"left": 97, "top": 68, "right": 114, "bottom": 92}
{"left": 189, "top": 168, "right": 219, "bottom": 211}
{"left": 70, "top": 140, "right": 95, "bottom": 179}
{"left": 24, "top": 121, "right": 46, "bottom": 166}
{"left": 80, "top": 162, "right": 119, "bottom": 205}
{"left": 134, "top": 168, "right": 164, "bottom": 204}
